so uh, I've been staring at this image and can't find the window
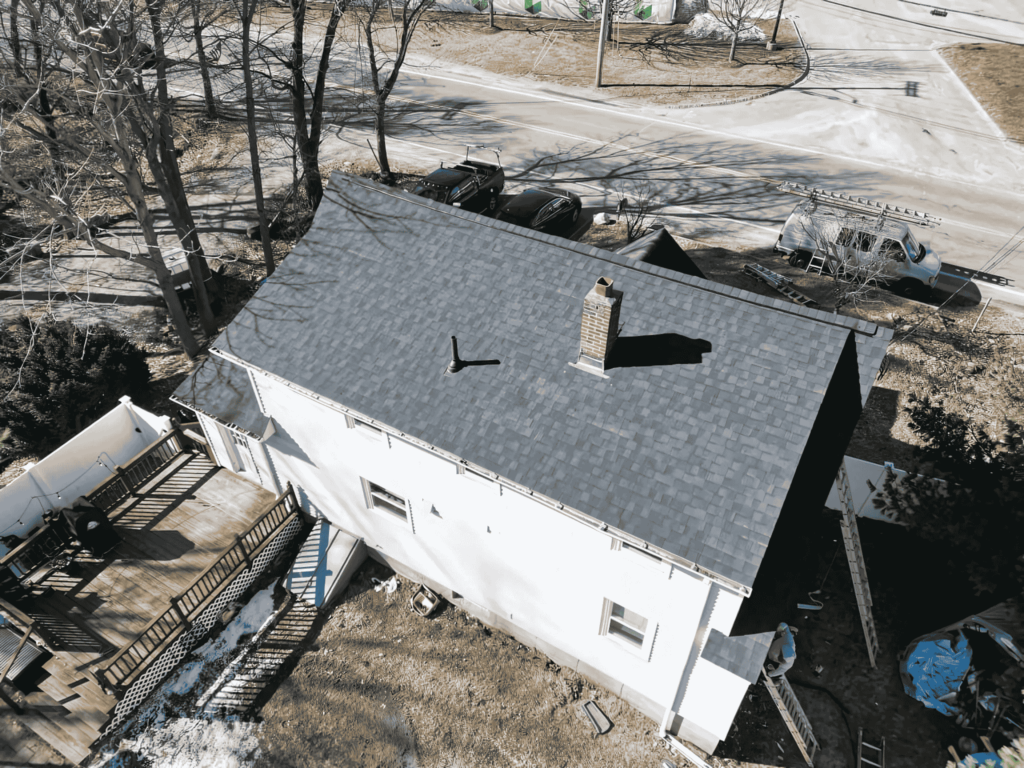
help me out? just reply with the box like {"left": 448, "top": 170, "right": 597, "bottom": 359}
{"left": 836, "top": 227, "right": 855, "bottom": 247}
{"left": 603, "top": 600, "right": 648, "bottom": 649}
{"left": 364, "top": 480, "right": 408, "bottom": 521}
{"left": 852, "top": 231, "right": 877, "bottom": 253}
{"left": 880, "top": 238, "right": 905, "bottom": 262}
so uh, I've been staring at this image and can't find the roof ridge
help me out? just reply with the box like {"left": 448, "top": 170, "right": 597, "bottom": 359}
{"left": 333, "top": 174, "right": 885, "bottom": 339}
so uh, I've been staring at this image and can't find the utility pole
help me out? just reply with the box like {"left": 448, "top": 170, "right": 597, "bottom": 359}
{"left": 489, "top": 0, "right": 495, "bottom": 28}
{"left": 767, "top": 0, "right": 785, "bottom": 50}
{"left": 594, "top": 0, "right": 611, "bottom": 87}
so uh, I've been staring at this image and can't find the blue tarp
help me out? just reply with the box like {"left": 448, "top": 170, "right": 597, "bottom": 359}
{"left": 899, "top": 630, "right": 973, "bottom": 716}
{"left": 964, "top": 753, "right": 1002, "bottom": 767}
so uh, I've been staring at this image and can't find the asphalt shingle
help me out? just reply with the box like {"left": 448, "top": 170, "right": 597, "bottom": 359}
{"left": 701, "top": 628, "right": 774, "bottom": 684}
{"left": 180, "top": 175, "right": 892, "bottom": 588}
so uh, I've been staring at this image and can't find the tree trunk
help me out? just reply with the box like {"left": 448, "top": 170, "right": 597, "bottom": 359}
{"left": 144, "top": 0, "right": 217, "bottom": 336}
{"left": 305, "top": 2, "right": 344, "bottom": 210}
{"left": 374, "top": 97, "right": 393, "bottom": 185}
{"left": 728, "top": 31, "right": 738, "bottom": 62}
{"left": 191, "top": 0, "right": 218, "bottom": 119}
{"left": 242, "top": 0, "right": 276, "bottom": 276}
{"left": 289, "top": 0, "right": 322, "bottom": 208}
{"left": 10, "top": 0, "right": 23, "bottom": 79}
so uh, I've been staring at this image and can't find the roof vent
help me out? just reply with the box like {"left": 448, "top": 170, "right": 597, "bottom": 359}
{"left": 447, "top": 336, "right": 463, "bottom": 374}
{"left": 578, "top": 277, "right": 622, "bottom": 372}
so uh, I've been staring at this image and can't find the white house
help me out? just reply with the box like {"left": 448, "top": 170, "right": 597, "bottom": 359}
{"left": 172, "top": 175, "right": 892, "bottom": 752}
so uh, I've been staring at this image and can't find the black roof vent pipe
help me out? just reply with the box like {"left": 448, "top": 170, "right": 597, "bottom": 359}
{"left": 447, "top": 336, "right": 464, "bottom": 374}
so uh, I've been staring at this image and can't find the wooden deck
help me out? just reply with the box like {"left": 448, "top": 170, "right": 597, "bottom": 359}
{"left": 3, "top": 452, "right": 276, "bottom": 764}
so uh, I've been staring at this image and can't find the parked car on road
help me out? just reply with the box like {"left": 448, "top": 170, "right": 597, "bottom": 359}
{"left": 494, "top": 188, "right": 582, "bottom": 235}
{"left": 413, "top": 148, "right": 505, "bottom": 213}
{"left": 774, "top": 199, "right": 942, "bottom": 296}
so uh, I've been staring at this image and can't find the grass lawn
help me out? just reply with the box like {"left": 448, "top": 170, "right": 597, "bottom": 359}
{"left": 940, "top": 43, "right": 1024, "bottom": 143}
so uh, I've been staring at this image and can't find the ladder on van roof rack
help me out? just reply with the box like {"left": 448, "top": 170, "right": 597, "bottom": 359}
{"left": 778, "top": 183, "right": 941, "bottom": 228}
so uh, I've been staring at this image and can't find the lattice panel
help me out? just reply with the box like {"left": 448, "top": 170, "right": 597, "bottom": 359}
{"left": 102, "top": 516, "right": 304, "bottom": 736}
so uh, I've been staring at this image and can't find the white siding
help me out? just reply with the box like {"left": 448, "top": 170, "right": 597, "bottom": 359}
{"left": 222, "top": 369, "right": 746, "bottom": 736}
{"left": 676, "top": 657, "right": 752, "bottom": 743}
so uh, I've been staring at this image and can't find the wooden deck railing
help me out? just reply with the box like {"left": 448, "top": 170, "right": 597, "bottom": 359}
{"left": 86, "top": 428, "right": 202, "bottom": 512}
{"left": 95, "top": 485, "right": 301, "bottom": 695}
{"left": 1, "top": 427, "right": 207, "bottom": 582}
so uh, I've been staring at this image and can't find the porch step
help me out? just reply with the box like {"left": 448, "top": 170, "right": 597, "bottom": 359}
{"left": 21, "top": 690, "right": 100, "bottom": 764}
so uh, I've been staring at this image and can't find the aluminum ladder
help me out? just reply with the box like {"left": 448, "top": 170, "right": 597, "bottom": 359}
{"left": 857, "top": 728, "right": 885, "bottom": 768}
{"left": 743, "top": 264, "right": 818, "bottom": 307}
{"left": 762, "top": 668, "right": 819, "bottom": 766}
{"left": 837, "top": 460, "right": 880, "bottom": 668}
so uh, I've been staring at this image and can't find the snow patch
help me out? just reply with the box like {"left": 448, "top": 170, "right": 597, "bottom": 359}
{"left": 685, "top": 12, "right": 767, "bottom": 41}
{"left": 115, "top": 718, "right": 262, "bottom": 768}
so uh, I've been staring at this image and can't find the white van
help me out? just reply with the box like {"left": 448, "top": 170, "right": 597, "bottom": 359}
{"left": 773, "top": 200, "right": 942, "bottom": 296}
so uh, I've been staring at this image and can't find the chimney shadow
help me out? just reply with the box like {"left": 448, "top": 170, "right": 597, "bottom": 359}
{"left": 607, "top": 333, "right": 712, "bottom": 369}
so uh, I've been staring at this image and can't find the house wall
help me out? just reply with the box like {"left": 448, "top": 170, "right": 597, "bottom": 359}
{"left": 221, "top": 369, "right": 745, "bottom": 747}
{"left": 0, "top": 398, "right": 171, "bottom": 555}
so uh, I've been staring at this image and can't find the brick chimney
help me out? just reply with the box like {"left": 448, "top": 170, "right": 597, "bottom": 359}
{"left": 579, "top": 277, "right": 622, "bottom": 371}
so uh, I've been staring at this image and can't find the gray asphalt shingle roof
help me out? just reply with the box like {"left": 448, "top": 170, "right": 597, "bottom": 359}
{"left": 701, "top": 629, "right": 774, "bottom": 684}
{"left": 173, "top": 354, "right": 267, "bottom": 440}
{"left": 191, "top": 174, "right": 891, "bottom": 588}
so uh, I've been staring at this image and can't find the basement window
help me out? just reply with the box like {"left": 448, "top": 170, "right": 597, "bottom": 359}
{"left": 363, "top": 479, "right": 409, "bottom": 522}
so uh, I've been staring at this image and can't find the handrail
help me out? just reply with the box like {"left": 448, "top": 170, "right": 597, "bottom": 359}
{"left": 0, "top": 595, "right": 35, "bottom": 630}
{"left": 86, "top": 429, "right": 187, "bottom": 511}
{"left": 97, "top": 485, "right": 300, "bottom": 693}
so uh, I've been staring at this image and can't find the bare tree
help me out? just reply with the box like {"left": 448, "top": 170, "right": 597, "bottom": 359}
{"left": 795, "top": 211, "right": 896, "bottom": 310}
{"left": 238, "top": 0, "right": 276, "bottom": 275}
{"left": 187, "top": 0, "right": 225, "bottom": 119}
{"left": 356, "top": 0, "right": 435, "bottom": 185}
{"left": 618, "top": 181, "right": 656, "bottom": 243}
{"left": 706, "top": 0, "right": 775, "bottom": 62}
{"left": 0, "top": 0, "right": 207, "bottom": 356}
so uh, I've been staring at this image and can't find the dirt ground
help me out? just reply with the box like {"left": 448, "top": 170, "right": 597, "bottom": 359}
{"left": 279, "top": 6, "right": 807, "bottom": 108}
{"left": 257, "top": 559, "right": 693, "bottom": 768}
{"left": 940, "top": 43, "right": 1024, "bottom": 144}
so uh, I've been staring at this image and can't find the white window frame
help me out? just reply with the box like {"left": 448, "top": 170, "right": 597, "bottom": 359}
{"left": 361, "top": 478, "right": 411, "bottom": 526}
{"left": 599, "top": 598, "right": 656, "bottom": 660}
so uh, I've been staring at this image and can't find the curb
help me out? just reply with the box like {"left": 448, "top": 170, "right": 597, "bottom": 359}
{"left": 673, "top": 17, "right": 811, "bottom": 110}
{"left": 404, "top": 18, "right": 811, "bottom": 113}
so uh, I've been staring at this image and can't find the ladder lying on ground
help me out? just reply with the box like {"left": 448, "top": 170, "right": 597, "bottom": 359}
{"left": 762, "top": 668, "right": 819, "bottom": 766}
{"left": 837, "top": 460, "right": 880, "bottom": 668}
{"left": 858, "top": 728, "right": 885, "bottom": 768}
{"left": 743, "top": 264, "right": 818, "bottom": 307}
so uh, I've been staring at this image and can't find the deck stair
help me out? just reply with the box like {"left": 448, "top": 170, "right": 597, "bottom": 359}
{"left": 200, "top": 597, "right": 319, "bottom": 716}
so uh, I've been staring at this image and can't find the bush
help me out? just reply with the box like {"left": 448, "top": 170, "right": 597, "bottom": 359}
{"left": 872, "top": 395, "right": 1024, "bottom": 603}
{"left": 0, "top": 316, "right": 149, "bottom": 457}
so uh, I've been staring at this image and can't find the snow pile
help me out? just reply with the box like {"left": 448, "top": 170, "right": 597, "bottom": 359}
{"left": 685, "top": 12, "right": 767, "bottom": 41}
{"left": 115, "top": 718, "right": 262, "bottom": 768}
{"left": 92, "top": 588, "right": 279, "bottom": 768}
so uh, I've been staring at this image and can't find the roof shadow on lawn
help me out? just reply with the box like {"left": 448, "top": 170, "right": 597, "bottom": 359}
{"left": 607, "top": 333, "right": 712, "bottom": 369}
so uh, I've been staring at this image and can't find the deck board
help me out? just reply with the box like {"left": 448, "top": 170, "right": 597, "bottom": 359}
{"left": 7, "top": 453, "right": 276, "bottom": 765}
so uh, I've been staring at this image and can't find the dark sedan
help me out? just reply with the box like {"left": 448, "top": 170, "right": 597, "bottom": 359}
{"left": 494, "top": 188, "right": 582, "bottom": 235}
